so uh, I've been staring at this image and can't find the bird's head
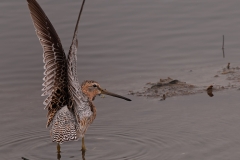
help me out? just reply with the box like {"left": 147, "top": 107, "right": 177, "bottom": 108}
{"left": 81, "top": 80, "right": 131, "bottom": 101}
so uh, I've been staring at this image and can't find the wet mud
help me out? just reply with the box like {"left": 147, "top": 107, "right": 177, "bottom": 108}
{"left": 129, "top": 64, "right": 240, "bottom": 100}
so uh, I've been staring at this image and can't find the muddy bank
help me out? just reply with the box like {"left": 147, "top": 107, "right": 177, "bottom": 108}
{"left": 129, "top": 64, "right": 240, "bottom": 100}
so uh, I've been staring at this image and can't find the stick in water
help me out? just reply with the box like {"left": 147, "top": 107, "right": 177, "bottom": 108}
{"left": 222, "top": 35, "right": 225, "bottom": 58}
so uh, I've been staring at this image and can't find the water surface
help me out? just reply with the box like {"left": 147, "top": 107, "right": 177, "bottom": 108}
{"left": 1, "top": 0, "right": 240, "bottom": 159}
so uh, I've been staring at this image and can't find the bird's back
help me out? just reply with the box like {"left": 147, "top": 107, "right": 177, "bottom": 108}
{"left": 50, "top": 105, "right": 78, "bottom": 143}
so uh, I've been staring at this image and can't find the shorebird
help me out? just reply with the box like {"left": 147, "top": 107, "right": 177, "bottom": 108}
{"left": 26, "top": 0, "right": 131, "bottom": 152}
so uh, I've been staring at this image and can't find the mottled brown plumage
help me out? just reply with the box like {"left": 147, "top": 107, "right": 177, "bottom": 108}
{"left": 27, "top": 0, "right": 69, "bottom": 128}
{"left": 26, "top": 0, "right": 131, "bottom": 151}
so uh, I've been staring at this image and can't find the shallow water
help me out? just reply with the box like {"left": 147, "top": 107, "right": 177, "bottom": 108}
{"left": 1, "top": 0, "right": 240, "bottom": 159}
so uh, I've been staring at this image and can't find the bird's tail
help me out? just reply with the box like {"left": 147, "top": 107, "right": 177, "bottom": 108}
{"left": 50, "top": 106, "right": 79, "bottom": 144}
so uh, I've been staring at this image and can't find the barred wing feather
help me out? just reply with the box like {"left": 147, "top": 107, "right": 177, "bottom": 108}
{"left": 67, "top": 0, "right": 93, "bottom": 135}
{"left": 67, "top": 36, "right": 92, "bottom": 136}
{"left": 27, "top": 0, "right": 69, "bottom": 127}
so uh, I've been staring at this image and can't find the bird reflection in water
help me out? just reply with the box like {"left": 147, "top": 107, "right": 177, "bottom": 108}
{"left": 56, "top": 146, "right": 86, "bottom": 160}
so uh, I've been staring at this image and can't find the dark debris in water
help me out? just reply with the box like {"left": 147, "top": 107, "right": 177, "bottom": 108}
{"left": 129, "top": 65, "right": 240, "bottom": 100}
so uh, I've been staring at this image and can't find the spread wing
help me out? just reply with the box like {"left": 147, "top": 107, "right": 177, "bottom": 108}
{"left": 27, "top": 0, "right": 69, "bottom": 127}
{"left": 67, "top": 0, "right": 93, "bottom": 133}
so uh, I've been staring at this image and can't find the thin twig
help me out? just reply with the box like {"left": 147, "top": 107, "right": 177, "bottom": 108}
{"left": 222, "top": 35, "right": 225, "bottom": 58}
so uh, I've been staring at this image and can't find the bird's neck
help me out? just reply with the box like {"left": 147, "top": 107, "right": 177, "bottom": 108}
{"left": 89, "top": 101, "right": 97, "bottom": 123}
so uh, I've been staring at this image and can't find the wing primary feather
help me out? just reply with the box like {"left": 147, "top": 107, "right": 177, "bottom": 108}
{"left": 72, "top": 0, "right": 86, "bottom": 40}
{"left": 67, "top": 0, "right": 87, "bottom": 109}
{"left": 66, "top": 0, "right": 94, "bottom": 136}
{"left": 27, "top": 0, "right": 69, "bottom": 126}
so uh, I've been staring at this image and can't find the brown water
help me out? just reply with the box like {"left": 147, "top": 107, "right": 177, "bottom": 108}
{"left": 1, "top": 0, "right": 240, "bottom": 159}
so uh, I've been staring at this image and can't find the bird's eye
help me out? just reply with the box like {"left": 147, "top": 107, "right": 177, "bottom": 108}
{"left": 93, "top": 84, "right": 97, "bottom": 87}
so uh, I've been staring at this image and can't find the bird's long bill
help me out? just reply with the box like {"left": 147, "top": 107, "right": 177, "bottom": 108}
{"left": 99, "top": 88, "right": 131, "bottom": 101}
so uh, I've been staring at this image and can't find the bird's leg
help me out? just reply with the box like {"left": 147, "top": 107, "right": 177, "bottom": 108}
{"left": 57, "top": 143, "right": 61, "bottom": 153}
{"left": 57, "top": 143, "right": 61, "bottom": 160}
{"left": 81, "top": 137, "right": 86, "bottom": 152}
